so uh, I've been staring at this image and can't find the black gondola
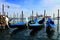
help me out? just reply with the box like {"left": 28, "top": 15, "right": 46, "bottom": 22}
{"left": 46, "top": 24, "right": 55, "bottom": 38}
{"left": 28, "top": 17, "right": 44, "bottom": 29}
{"left": 28, "top": 21, "right": 44, "bottom": 36}
{"left": 46, "top": 18, "right": 55, "bottom": 38}
{"left": 28, "top": 22, "right": 44, "bottom": 29}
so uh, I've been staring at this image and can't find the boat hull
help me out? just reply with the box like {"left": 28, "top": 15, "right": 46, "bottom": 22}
{"left": 9, "top": 24, "right": 27, "bottom": 29}
{"left": 46, "top": 27, "right": 55, "bottom": 38}
{"left": 28, "top": 24, "right": 44, "bottom": 29}
{"left": 29, "top": 24, "right": 44, "bottom": 36}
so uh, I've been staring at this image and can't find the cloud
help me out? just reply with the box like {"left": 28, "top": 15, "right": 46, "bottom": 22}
{"left": 0, "top": 1, "right": 29, "bottom": 17}
{"left": 0, "top": 0, "right": 60, "bottom": 17}
{"left": 0, "top": 0, "right": 5, "bottom": 2}
{"left": 38, "top": 0, "right": 60, "bottom": 17}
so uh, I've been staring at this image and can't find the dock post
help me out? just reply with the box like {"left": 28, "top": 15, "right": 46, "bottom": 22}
{"left": 7, "top": 12, "right": 8, "bottom": 17}
{"left": 7, "top": 5, "right": 9, "bottom": 17}
{"left": 21, "top": 11, "right": 24, "bottom": 22}
{"left": 44, "top": 10, "right": 46, "bottom": 31}
{"left": 2, "top": 4, "right": 5, "bottom": 15}
{"left": 36, "top": 11, "right": 38, "bottom": 18}
{"left": 57, "top": 9, "right": 59, "bottom": 38}
{"left": 32, "top": 10, "right": 33, "bottom": 21}
{"left": 13, "top": 12, "right": 16, "bottom": 24}
{"left": 17, "top": 13, "right": 18, "bottom": 21}
{"left": 53, "top": 13, "right": 55, "bottom": 20}
{"left": 0, "top": 12, "right": 1, "bottom": 15}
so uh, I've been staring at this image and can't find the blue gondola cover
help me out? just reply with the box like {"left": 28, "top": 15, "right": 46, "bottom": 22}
{"left": 34, "top": 17, "right": 38, "bottom": 23}
{"left": 29, "top": 23, "right": 40, "bottom": 26}
{"left": 46, "top": 18, "right": 55, "bottom": 27}
{"left": 10, "top": 21, "right": 26, "bottom": 26}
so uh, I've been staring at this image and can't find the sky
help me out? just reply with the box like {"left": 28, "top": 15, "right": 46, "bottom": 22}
{"left": 0, "top": 0, "right": 60, "bottom": 17}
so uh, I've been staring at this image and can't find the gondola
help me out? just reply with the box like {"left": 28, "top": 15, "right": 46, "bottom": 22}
{"left": 46, "top": 24, "right": 55, "bottom": 38}
{"left": 28, "top": 22, "right": 44, "bottom": 29}
{"left": 9, "top": 21, "right": 27, "bottom": 29}
{"left": 28, "top": 20, "right": 44, "bottom": 36}
{"left": 28, "top": 17, "right": 44, "bottom": 29}
{"left": 46, "top": 18, "right": 55, "bottom": 38}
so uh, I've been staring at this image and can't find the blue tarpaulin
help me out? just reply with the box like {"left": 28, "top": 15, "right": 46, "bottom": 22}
{"left": 29, "top": 23, "right": 40, "bottom": 26}
{"left": 47, "top": 18, "right": 53, "bottom": 22}
{"left": 29, "top": 17, "right": 40, "bottom": 26}
{"left": 34, "top": 17, "right": 38, "bottom": 23}
{"left": 46, "top": 18, "right": 55, "bottom": 27}
{"left": 10, "top": 21, "right": 26, "bottom": 26}
{"left": 46, "top": 24, "right": 55, "bottom": 27}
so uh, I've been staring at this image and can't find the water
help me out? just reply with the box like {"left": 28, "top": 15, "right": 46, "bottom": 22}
{"left": 0, "top": 28, "right": 58, "bottom": 40}
{"left": 0, "top": 19, "right": 60, "bottom": 40}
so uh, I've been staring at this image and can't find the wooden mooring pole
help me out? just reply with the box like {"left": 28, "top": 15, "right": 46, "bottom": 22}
{"left": 57, "top": 9, "right": 59, "bottom": 37}
{"left": 13, "top": 12, "right": 16, "bottom": 24}
{"left": 32, "top": 10, "right": 33, "bottom": 21}
{"left": 17, "top": 13, "right": 18, "bottom": 21}
{"left": 44, "top": 10, "right": 46, "bottom": 20}
{"left": 2, "top": 4, "right": 5, "bottom": 15}
{"left": 21, "top": 11, "right": 24, "bottom": 22}
{"left": 44, "top": 10, "right": 46, "bottom": 29}
{"left": 53, "top": 13, "right": 55, "bottom": 20}
{"left": 7, "top": 12, "right": 8, "bottom": 17}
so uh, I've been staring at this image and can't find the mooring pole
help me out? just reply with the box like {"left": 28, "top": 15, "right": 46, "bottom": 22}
{"left": 13, "top": 12, "right": 16, "bottom": 24}
{"left": 44, "top": 10, "right": 46, "bottom": 20}
{"left": 57, "top": 9, "right": 59, "bottom": 37}
{"left": 21, "top": 11, "right": 24, "bottom": 22}
{"left": 17, "top": 13, "right": 18, "bottom": 21}
{"left": 7, "top": 12, "right": 8, "bottom": 17}
{"left": 0, "top": 12, "right": 1, "bottom": 15}
{"left": 32, "top": 10, "right": 33, "bottom": 21}
{"left": 44, "top": 10, "right": 46, "bottom": 30}
{"left": 2, "top": 4, "right": 5, "bottom": 15}
{"left": 7, "top": 5, "right": 9, "bottom": 17}
{"left": 36, "top": 11, "right": 38, "bottom": 18}
{"left": 53, "top": 13, "right": 55, "bottom": 20}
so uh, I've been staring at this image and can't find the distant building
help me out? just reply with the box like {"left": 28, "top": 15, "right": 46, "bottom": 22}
{"left": 28, "top": 15, "right": 51, "bottom": 19}
{"left": 45, "top": 16, "right": 51, "bottom": 18}
{"left": 56, "top": 17, "right": 60, "bottom": 18}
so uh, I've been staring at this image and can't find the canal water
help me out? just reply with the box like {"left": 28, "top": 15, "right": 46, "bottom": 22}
{"left": 0, "top": 20, "right": 60, "bottom": 40}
